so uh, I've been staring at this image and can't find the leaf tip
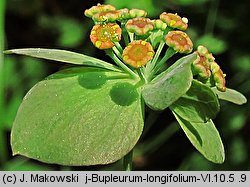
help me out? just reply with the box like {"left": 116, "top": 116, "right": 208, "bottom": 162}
{"left": 240, "top": 96, "right": 247, "bottom": 105}
{"left": 12, "top": 150, "right": 19, "bottom": 156}
{"left": 214, "top": 156, "right": 225, "bottom": 164}
{"left": 209, "top": 143, "right": 225, "bottom": 164}
{"left": 204, "top": 150, "right": 225, "bottom": 164}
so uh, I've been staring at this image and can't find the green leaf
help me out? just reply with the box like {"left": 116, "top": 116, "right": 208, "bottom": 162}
{"left": 11, "top": 67, "right": 144, "bottom": 166}
{"left": 212, "top": 87, "right": 247, "bottom": 105}
{"left": 142, "top": 53, "right": 197, "bottom": 110}
{"left": 4, "top": 48, "right": 122, "bottom": 72}
{"left": 173, "top": 112, "right": 225, "bottom": 164}
{"left": 4, "top": 157, "right": 50, "bottom": 171}
{"left": 170, "top": 80, "right": 220, "bottom": 123}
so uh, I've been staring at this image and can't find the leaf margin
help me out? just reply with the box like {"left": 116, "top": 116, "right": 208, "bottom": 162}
{"left": 4, "top": 48, "right": 122, "bottom": 72}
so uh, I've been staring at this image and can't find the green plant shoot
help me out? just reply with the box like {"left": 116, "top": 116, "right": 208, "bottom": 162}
{"left": 4, "top": 3, "right": 247, "bottom": 169}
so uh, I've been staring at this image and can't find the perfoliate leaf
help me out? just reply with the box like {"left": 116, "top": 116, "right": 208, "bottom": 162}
{"left": 4, "top": 157, "right": 50, "bottom": 171}
{"left": 11, "top": 67, "right": 144, "bottom": 165}
{"left": 4, "top": 48, "right": 122, "bottom": 72}
{"left": 142, "top": 53, "right": 197, "bottom": 110}
{"left": 173, "top": 112, "right": 225, "bottom": 164}
{"left": 170, "top": 80, "right": 220, "bottom": 123}
{"left": 212, "top": 87, "right": 247, "bottom": 105}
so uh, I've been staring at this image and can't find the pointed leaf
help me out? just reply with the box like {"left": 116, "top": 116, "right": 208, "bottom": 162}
{"left": 173, "top": 112, "right": 225, "bottom": 164}
{"left": 212, "top": 87, "right": 247, "bottom": 105}
{"left": 11, "top": 67, "right": 144, "bottom": 165}
{"left": 170, "top": 80, "right": 220, "bottom": 123}
{"left": 4, "top": 48, "right": 122, "bottom": 72}
{"left": 142, "top": 53, "right": 197, "bottom": 110}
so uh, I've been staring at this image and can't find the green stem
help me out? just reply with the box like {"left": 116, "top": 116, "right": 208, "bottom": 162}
{"left": 123, "top": 33, "right": 129, "bottom": 46}
{"left": 123, "top": 149, "right": 133, "bottom": 171}
{"left": 106, "top": 50, "right": 139, "bottom": 79}
{"left": 137, "top": 68, "right": 147, "bottom": 83}
{"left": 0, "top": 0, "right": 5, "bottom": 163}
{"left": 151, "top": 40, "right": 165, "bottom": 67}
{"left": 205, "top": 0, "right": 219, "bottom": 34}
{"left": 144, "top": 40, "right": 165, "bottom": 79}
{"left": 112, "top": 46, "right": 122, "bottom": 59}
{"left": 128, "top": 32, "right": 134, "bottom": 42}
{"left": 114, "top": 42, "right": 123, "bottom": 54}
{"left": 163, "top": 27, "right": 173, "bottom": 35}
{"left": 153, "top": 47, "right": 176, "bottom": 75}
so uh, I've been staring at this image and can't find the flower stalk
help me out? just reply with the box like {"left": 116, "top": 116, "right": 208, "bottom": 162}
{"left": 147, "top": 41, "right": 165, "bottom": 70}
{"left": 114, "top": 42, "right": 123, "bottom": 54}
{"left": 144, "top": 40, "right": 165, "bottom": 81}
{"left": 128, "top": 32, "right": 134, "bottom": 42}
{"left": 154, "top": 47, "right": 176, "bottom": 75}
{"left": 123, "top": 150, "right": 133, "bottom": 171}
{"left": 106, "top": 50, "right": 139, "bottom": 79}
{"left": 112, "top": 46, "right": 122, "bottom": 59}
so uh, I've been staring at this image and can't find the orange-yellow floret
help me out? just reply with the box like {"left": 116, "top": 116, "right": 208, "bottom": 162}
{"left": 90, "top": 23, "right": 122, "bottom": 49}
{"left": 125, "top": 18, "right": 154, "bottom": 35}
{"left": 122, "top": 40, "right": 155, "bottom": 68}
{"left": 160, "top": 12, "right": 188, "bottom": 31}
{"left": 165, "top": 31, "right": 193, "bottom": 54}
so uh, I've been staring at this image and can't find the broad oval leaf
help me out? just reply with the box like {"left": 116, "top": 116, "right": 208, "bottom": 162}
{"left": 142, "top": 53, "right": 197, "bottom": 110}
{"left": 11, "top": 67, "right": 144, "bottom": 166}
{"left": 173, "top": 112, "right": 225, "bottom": 164}
{"left": 4, "top": 48, "right": 122, "bottom": 72}
{"left": 212, "top": 87, "right": 247, "bottom": 105}
{"left": 170, "top": 80, "right": 220, "bottom": 123}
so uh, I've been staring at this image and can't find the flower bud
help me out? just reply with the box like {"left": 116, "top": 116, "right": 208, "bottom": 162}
{"left": 192, "top": 52, "right": 211, "bottom": 79}
{"left": 210, "top": 62, "right": 226, "bottom": 92}
{"left": 84, "top": 4, "right": 116, "bottom": 18}
{"left": 92, "top": 10, "right": 120, "bottom": 22}
{"left": 197, "top": 45, "right": 215, "bottom": 62}
{"left": 125, "top": 18, "right": 154, "bottom": 35}
{"left": 129, "top": 9, "right": 147, "bottom": 18}
{"left": 117, "top": 8, "right": 130, "bottom": 21}
{"left": 153, "top": 19, "right": 167, "bottom": 30}
{"left": 193, "top": 45, "right": 226, "bottom": 91}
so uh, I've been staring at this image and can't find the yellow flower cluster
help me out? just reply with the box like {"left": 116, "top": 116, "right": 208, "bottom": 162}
{"left": 84, "top": 2, "right": 226, "bottom": 89}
